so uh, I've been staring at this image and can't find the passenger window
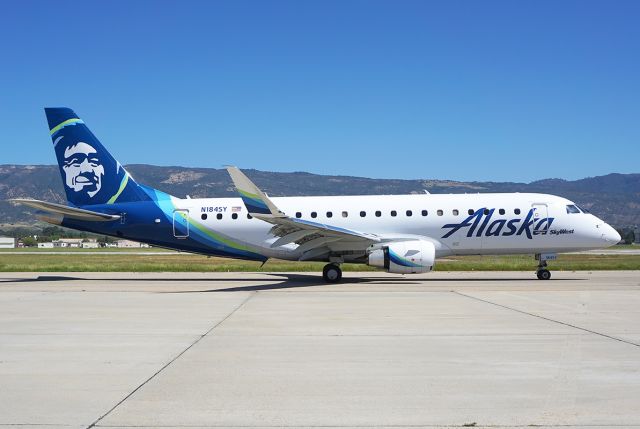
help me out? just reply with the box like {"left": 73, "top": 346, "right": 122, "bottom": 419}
{"left": 295, "top": 212, "right": 302, "bottom": 218}
{"left": 375, "top": 210, "right": 381, "bottom": 217}
{"left": 514, "top": 208, "right": 521, "bottom": 215}
{"left": 201, "top": 213, "right": 208, "bottom": 220}
{"left": 390, "top": 210, "right": 397, "bottom": 217}
{"left": 326, "top": 211, "right": 333, "bottom": 218}
{"left": 421, "top": 210, "right": 428, "bottom": 216}
{"left": 232, "top": 213, "right": 238, "bottom": 220}
{"left": 566, "top": 204, "right": 581, "bottom": 214}
{"left": 311, "top": 212, "right": 317, "bottom": 218}
{"left": 342, "top": 211, "right": 348, "bottom": 218}
{"left": 499, "top": 209, "right": 505, "bottom": 215}
{"left": 216, "top": 213, "right": 222, "bottom": 220}
{"left": 468, "top": 209, "right": 474, "bottom": 215}
{"left": 360, "top": 211, "right": 366, "bottom": 217}
{"left": 483, "top": 209, "right": 490, "bottom": 215}
{"left": 437, "top": 210, "right": 443, "bottom": 216}
{"left": 452, "top": 209, "right": 459, "bottom": 216}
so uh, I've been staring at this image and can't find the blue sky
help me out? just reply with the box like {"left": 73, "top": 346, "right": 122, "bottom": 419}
{"left": 1, "top": 0, "right": 638, "bottom": 182}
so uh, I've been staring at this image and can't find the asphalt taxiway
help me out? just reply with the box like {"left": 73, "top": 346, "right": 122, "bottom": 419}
{"left": 1, "top": 271, "right": 639, "bottom": 429}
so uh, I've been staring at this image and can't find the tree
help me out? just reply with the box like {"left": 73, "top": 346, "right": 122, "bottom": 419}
{"left": 20, "top": 236, "right": 37, "bottom": 247}
{"left": 97, "top": 235, "right": 116, "bottom": 245}
{"left": 41, "top": 226, "right": 64, "bottom": 241}
{"left": 616, "top": 228, "right": 635, "bottom": 245}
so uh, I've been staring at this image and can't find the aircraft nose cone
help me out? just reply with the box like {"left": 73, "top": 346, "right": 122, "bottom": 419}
{"left": 602, "top": 224, "right": 621, "bottom": 245}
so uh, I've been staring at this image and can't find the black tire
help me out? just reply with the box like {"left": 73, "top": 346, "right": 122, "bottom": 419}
{"left": 537, "top": 269, "right": 551, "bottom": 280}
{"left": 322, "top": 264, "right": 342, "bottom": 283}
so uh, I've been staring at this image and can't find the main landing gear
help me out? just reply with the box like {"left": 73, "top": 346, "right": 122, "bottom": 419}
{"left": 322, "top": 263, "right": 342, "bottom": 283}
{"left": 535, "top": 253, "right": 556, "bottom": 280}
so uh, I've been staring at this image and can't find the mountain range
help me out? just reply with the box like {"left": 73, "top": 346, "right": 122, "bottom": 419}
{"left": 1, "top": 164, "right": 638, "bottom": 227}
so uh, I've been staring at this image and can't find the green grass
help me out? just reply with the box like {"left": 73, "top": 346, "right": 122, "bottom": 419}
{"left": 0, "top": 247, "right": 175, "bottom": 251}
{"left": 0, "top": 252, "right": 638, "bottom": 272}
{"left": 611, "top": 244, "right": 640, "bottom": 249}
{"left": 438, "top": 254, "right": 640, "bottom": 271}
{"left": 0, "top": 247, "right": 174, "bottom": 253}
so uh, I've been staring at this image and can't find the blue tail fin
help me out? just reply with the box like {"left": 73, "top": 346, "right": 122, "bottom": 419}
{"left": 45, "top": 108, "right": 151, "bottom": 207}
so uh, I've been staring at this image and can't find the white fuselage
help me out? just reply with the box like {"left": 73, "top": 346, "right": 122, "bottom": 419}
{"left": 173, "top": 192, "right": 619, "bottom": 262}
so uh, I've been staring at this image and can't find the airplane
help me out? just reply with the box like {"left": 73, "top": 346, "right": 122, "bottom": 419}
{"left": 11, "top": 108, "right": 621, "bottom": 282}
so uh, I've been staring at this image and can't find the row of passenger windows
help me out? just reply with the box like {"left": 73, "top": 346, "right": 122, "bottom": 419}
{"left": 201, "top": 213, "right": 242, "bottom": 220}
{"left": 294, "top": 208, "right": 521, "bottom": 218}
{"left": 200, "top": 208, "right": 523, "bottom": 221}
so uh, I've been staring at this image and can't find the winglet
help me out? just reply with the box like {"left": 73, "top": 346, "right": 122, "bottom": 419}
{"left": 225, "top": 166, "right": 285, "bottom": 217}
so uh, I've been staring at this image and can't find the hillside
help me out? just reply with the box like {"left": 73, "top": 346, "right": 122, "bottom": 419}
{"left": 1, "top": 165, "right": 638, "bottom": 227}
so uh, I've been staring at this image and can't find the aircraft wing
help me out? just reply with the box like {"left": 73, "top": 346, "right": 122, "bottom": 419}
{"left": 226, "top": 167, "right": 381, "bottom": 259}
{"left": 9, "top": 198, "right": 121, "bottom": 222}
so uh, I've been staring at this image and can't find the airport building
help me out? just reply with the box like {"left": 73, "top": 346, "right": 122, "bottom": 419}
{"left": 51, "top": 238, "right": 99, "bottom": 248}
{"left": 82, "top": 240, "right": 99, "bottom": 249}
{"left": 115, "top": 239, "right": 150, "bottom": 248}
{"left": 52, "top": 238, "right": 84, "bottom": 248}
{"left": 0, "top": 236, "right": 15, "bottom": 248}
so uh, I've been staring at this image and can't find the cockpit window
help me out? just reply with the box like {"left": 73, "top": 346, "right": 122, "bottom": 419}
{"left": 566, "top": 204, "right": 581, "bottom": 214}
{"left": 577, "top": 205, "right": 590, "bottom": 213}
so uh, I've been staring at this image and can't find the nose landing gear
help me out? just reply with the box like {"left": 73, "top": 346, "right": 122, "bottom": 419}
{"left": 535, "top": 253, "right": 556, "bottom": 280}
{"left": 536, "top": 263, "right": 551, "bottom": 280}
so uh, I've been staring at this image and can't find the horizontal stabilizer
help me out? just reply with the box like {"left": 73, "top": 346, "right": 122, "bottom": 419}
{"left": 9, "top": 199, "right": 121, "bottom": 222}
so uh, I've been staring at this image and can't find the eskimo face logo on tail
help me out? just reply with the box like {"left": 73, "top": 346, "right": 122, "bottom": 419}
{"left": 62, "top": 142, "right": 104, "bottom": 198}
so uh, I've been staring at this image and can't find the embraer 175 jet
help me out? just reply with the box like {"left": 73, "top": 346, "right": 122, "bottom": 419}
{"left": 12, "top": 108, "right": 621, "bottom": 282}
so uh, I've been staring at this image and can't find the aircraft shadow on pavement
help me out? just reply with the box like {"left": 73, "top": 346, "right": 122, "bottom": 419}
{"left": 0, "top": 273, "right": 587, "bottom": 292}
{"left": 161, "top": 274, "right": 423, "bottom": 292}
{"left": 0, "top": 275, "right": 85, "bottom": 283}
{"left": 150, "top": 275, "right": 585, "bottom": 292}
{"left": 0, "top": 273, "right": 399, "bottom": 291}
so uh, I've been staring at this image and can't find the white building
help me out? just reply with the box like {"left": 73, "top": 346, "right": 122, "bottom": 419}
{"left": 38, "top": 242, "right": 54, "bottom": 248}
{"left": 0, "top": 237, "right": 15, "bottom": 249}
{"left": 53, "top": 238, "right": 84, "bottom": 248}
{"left": 116, "top": 239, "right": 150, "bottom": 248}
{"left": 82, "top": 239, "right": 99, "bottom": 249}
{"left": 52, "top": 238, "right": 101, "bottom": 248}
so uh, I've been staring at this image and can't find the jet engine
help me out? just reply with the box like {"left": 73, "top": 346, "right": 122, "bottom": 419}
{"left": 367, "top": 240, "right": 435, "bottom": 274}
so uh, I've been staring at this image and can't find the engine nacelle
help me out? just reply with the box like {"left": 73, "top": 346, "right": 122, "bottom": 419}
{"left": 367, "top": 240, "right": 435, "bottom": 274}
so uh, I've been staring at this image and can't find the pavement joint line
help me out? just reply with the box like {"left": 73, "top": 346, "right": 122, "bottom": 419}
{"left": 453, "top": 290, "right": 640, "bottom": 348}
{"left": 85, "top": 291, "right": 256, "bottom": 429}
{"left": 3, "top": 332, "right": 624, "bottom": 337}
{"left": 0, "top": 423, "right": 87, "bottom": 426}
{"left": 91, "top": 424, "right": 640, "bottom": 428}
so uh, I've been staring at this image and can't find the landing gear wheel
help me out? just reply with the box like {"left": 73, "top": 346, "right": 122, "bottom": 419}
{"left": 535, "top": 256, "right": 552, "bottom": 280}
{"left": 536, "top": 269, "right": 551, "bottom": 280}
{"left": 322, "top": 263, "right": 342, "bottom": 283}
